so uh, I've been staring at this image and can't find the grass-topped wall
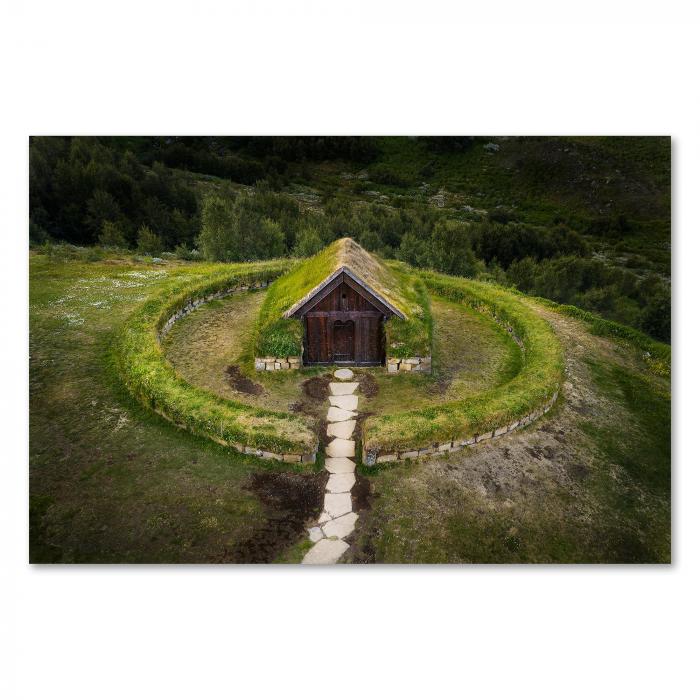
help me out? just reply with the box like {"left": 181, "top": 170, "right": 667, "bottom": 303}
{"left": 113, "top": 261, "right": 319, "bottom": 461}
{"left": 362, "top": 271, "right": 565, "bottom": 460}
{"left": 255, "top": 238, "right": 432, "bottom": 359}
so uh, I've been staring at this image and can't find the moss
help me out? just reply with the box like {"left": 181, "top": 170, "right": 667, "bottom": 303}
{"left": 114, "top": 262, "right": 318, "bottom": 456}
{"left": 361, "top": 271, "right": 565, "bottom": 454}
{"left": 255, "top": 238, "right": 432, "bottom": 358}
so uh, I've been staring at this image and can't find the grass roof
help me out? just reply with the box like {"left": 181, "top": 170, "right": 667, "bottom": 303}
{"left": 255, "top": 238, "right": 432, "bottom": 358}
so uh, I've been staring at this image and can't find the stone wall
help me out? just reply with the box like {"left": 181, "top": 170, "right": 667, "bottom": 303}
{"left": 159, "top": 280, "right": 269, "bottom": 340}
{"left": 155, "top": 279, "right": 317, "bottom": 465}
{"left": 386, "top": 356, "right": 432, "bottom": 373}
{"left": 362, "top": 390, "right": 559, "bottom": 465}
{"left": 254, "top": 356, "right": 302, "bottom": 371}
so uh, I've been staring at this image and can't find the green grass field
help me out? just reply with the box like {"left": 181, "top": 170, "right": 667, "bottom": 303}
{"left": 29, "top": 253, "right": 319, "bottom": 563}
{"left": 30, "top": 250, "right": 671, "bottom": 563}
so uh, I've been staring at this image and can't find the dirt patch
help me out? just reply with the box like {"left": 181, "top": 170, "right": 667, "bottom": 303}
{"left": 352, "top": 473, "right": 372, "bottom": 512}
{"left": 228, "top": 470, "right": 327, "bottom": 563}
{"left": 303, "top": 375, "right": 331, "bottom": 399}
{"left": 357, "top": 373, "right": 379, "bottom": 398}
{"left": 225, "top": 365, "right": 263, "bottom": 395}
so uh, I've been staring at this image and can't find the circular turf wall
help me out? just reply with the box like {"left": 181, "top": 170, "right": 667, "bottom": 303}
{"left": 361, "top": 272, "right": 564, "bottom": 465}
{"left": 113, "top": 264, "right": 319, "bottom": 465}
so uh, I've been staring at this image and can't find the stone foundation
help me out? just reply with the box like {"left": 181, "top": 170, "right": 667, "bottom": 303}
{"left": 386, "top": 356, "right": 432, "bottom": 373}
{"left": 254, "top": 356, "right": 302, "bottom": 371}
{"left": 363, "top": 389, "right": 559, "bottom": 466}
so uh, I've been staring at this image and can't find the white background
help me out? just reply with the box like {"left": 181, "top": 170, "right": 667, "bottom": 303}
{"left": 0, "top": 2, "right": 697, "bottom": 698}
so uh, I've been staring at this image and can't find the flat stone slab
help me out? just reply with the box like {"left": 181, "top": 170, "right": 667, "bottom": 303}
{"left": 329, "top": 394, "right": 359, "bottom": 411}
{"left": 329, "top": 382, "right": 359, "bottom": 396}
{"left": 324, "top": 457, "right": 356, "bottom": 474}
{"left": 334, "top": 368, "right": 354, "bottom": 380}
{"left": 326, "top": 472, "right": 356, "bottom": 493}
{"left": 326, "top": 438, "right": 355, "bottom": 458}
{"left": 327, "top": 420, "right": 356, "bottom": 440}
{"left": 324, "top": 492, "right": 353, "bottom": 519}
{"left": 302, "top": 538, "right": 349, "bottom": 564}
{"left": 317, "top": 510, "right": 333, "bottom": 524}
{"left": 322, "top": 512, "right": 358, "bottom": 540}
{"left": 327, "top": 406, "right": 357, "bottom": 423}
{"left": 308, "top": 526, "right": 324, "bottom": 543}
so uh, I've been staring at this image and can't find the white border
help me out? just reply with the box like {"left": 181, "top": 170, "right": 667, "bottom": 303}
{"left": 1, "top": 2, "right": 698, "bottom": 699}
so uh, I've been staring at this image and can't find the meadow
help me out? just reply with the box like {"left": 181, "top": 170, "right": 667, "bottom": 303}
{"left": 30, "top": 247, "right": 671, "bottom": 563}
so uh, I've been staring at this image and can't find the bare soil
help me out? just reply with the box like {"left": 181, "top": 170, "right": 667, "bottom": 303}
{"left": 228, "top": 470, "right": 327, "bottom": 563}
{"left": 303, "top": 375, "right": 331, "bottom": 400}
{"left": 357, "top": 372, "right": 379, "bottom": 398}
{"left": 225, "top": 365, "right": 263, "bottom": 395}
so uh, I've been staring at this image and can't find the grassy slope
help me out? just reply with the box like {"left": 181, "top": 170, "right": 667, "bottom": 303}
{"left": 351, "top": 303, "right": 671, "bottom": 564}
{"left": 29, "top": 253, "right": 312, "bottom": 563}
{"left": 30, "top": 252, "right": 671, "bottom": 564}
{"left": 292, "top": 136, "right": 671, "bottom": 276}
{"left": 376, "top": 136, "right": 670, "bottom": 221}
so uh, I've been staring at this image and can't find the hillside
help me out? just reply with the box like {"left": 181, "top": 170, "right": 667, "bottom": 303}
{"left": 29, "top": 250, "right": 670, "bottom": 563}
{"left": 29, "top": 136, "right": 671, "bottom": 342}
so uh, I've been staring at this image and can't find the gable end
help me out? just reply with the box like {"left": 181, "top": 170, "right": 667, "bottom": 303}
{"left": 284, "top": 266, "right": 406, "bottom": 320}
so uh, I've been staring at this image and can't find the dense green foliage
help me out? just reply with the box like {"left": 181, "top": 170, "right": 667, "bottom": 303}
{"left": 198, "top": 193, "right": 286, "bottom": 262}
{"left": 29, "top": 136, "right": 670, "bottom": 342}
{"left": 114, "top": 262, "right": 318, "bottom": 455}
{"left": 362, "top": 271, "right": 565, "bottom": 455}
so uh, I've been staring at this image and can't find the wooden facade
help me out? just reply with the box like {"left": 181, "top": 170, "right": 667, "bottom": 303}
{"left": 289, "top": 270, "right": 397, "bottom": 366}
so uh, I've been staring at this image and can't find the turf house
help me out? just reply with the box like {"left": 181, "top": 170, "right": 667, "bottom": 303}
{"left": 254, "top": 238, "right": 433, "bottom": 371}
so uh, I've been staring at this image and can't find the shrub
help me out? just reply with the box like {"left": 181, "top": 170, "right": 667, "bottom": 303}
{"left": 98, "top": 220, "right": 128, "bottom": 248}
{"left": 174, "top": 243, "right": 203, "bottom": 261}
{"left": 293, "top": 225, "right": 324, "bottom": 258}
{"left": 367, "top": 164, "right": 409, "bottom": 187}
{"left": 136, "top": 224, "right": 162, "bottom": 255}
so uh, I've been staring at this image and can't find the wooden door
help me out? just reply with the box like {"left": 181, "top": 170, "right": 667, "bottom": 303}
{"left": 332, "top": 320, "right": 355, "bottom": 362}
{"left": 305, "top": 315, "right": 329, "bottom": 363}
{"left": 356, "top": 314, "right": 383, "bottom": 364}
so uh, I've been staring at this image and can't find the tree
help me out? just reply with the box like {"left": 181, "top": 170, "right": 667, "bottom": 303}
{"left": 397, "top": 232, "right": 431, "bottom": 269}
{"left": 640, "top": 292, "right": 671, "bottom": 343}
{"left": 198, "top": 194, "right": 234, "bottom": 261}
{"left": 258, "top": 217, "right": 286, "bottom": 259}
{"left": 429, "top": 220, "right": 479, "bottom": 277}
{"left": 136, "top": 225, "right": 162, "bottom": 255}
{"left": 198, "top": 193, "right": 286, "bottom": 262}
{"left": 84, "top": 189, "right": 121, "bottom": 239}
{"left": 98, "top": 220, "right": 127, "bottom": 248}
{"left": 293, "top": 225, "right": 324, "bottom": 258}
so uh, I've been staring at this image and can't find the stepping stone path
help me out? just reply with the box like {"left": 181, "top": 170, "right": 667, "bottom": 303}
{"left": 302, "top": 368, "right": 360, "bottom": 565}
